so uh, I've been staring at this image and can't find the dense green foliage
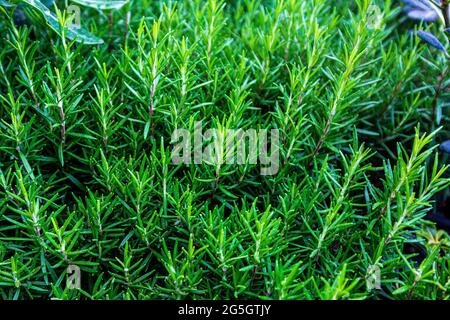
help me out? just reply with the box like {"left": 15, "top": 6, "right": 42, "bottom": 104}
{"left": 1, "top": 0, "right": 450, "bottom": 300}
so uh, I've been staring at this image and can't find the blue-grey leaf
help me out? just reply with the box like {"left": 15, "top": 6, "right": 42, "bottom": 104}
{"left": 403, "top": 0, "right": 440, "bottom": 11}
{"left": 406, "top": 9, "right": 438, "bottom": 22}
{"left": 402, "top": 0, "right": 444, "bottom": 24}
{"left": 439, "top": 140, "right": 450, "bottom": 153}
{"left": 13, "top": 8, "right": 28, "bottom": 26}
{"left": 417, "top": 30, "right": 448, "bottom": 54}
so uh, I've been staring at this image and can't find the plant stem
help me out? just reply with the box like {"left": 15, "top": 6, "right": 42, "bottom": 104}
{"left": 442, "top": 0, "right": 450, "bottom": 28}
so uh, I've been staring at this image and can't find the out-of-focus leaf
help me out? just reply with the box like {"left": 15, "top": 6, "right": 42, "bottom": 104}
{"left": 10, "top": 0, "right": 52, "bottom": 26}
{"left": 439, "top": 140, "right": 450, "bottom": 153}
{"left": 0, "top": 0, "right": 15, "bottom": 7}
{"left": 41, "top": 0, "right": 54, "bottom": 6}
{"left": 13, "top": 8, "right": 28, "bottom": 26}
{"left": 402, "top": 0, "right": 444, "bottom": 24}
{"left": 17, "top": 0, "right": 103, "bottom": 44}
{"left": 71, "top": 0, "right": 129, "bottom": 10}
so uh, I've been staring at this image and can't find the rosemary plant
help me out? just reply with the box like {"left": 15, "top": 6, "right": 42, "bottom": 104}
{"left": 0, "top": 0, "right": 449, "bottom": 300}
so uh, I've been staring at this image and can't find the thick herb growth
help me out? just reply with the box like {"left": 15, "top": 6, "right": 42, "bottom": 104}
{"left": 0, "top": 0, "right": 450, "bottom": 300}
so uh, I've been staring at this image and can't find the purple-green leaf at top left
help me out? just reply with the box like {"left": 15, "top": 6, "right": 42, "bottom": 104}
{"left": 17, "top": 0, "right": 104, "bottom": 45}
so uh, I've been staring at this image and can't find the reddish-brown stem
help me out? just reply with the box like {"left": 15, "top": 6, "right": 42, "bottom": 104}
{"left": 431, "top": 66, "right": 449, "bottom": 123}
{"left": 109, "top": 11, "right": 114, "bottom": 37}
{"left": 308, "top": 111, "right": 334, "bottom": 167}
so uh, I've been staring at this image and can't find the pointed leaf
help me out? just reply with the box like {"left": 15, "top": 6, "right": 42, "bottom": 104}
{"left": 416, "top": 30, "right": 448, "bottom": 54}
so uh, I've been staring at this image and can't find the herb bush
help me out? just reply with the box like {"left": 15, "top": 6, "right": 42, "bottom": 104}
{"left": 0, "top": 0, "right": 450, "bottom": 300}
